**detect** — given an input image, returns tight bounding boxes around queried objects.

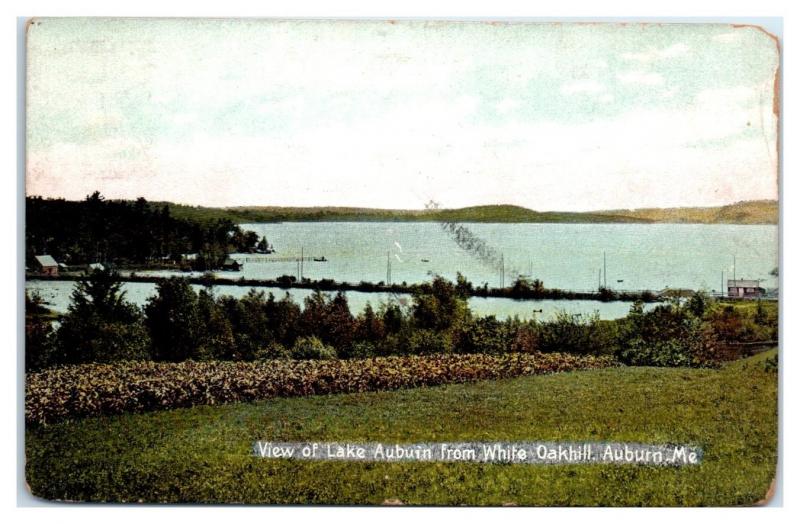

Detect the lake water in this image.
[26,222,777,321]
[25,279,644,321]
[234,222,778,292]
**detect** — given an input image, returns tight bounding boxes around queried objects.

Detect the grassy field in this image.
[25,350,777,506]
[158,200,777,225]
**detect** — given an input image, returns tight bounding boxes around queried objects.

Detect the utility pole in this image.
[386,251,391,285]
[733,255,736,283]
[598,268,602,289]
[603,251,607,288]
[501,253,505,288]
[721,270,724,298]
[300,246,304,281]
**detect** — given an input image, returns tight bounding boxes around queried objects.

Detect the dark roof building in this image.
[33,255,59,276]
[222,257,241,271]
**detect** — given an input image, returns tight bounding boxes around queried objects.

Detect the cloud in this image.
[617,71,665,86]
[621,43,690,63]
[560,79,606,95]
[495,98,521,115]
[25,81,777,211]
[25,20,779,210]
[660,88,678,100]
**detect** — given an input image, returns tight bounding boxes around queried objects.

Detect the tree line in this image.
[25,269,778,372]
[26,192,264,270]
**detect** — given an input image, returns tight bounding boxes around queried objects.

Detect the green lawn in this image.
[25,350,777,506]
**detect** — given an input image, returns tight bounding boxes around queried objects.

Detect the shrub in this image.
[510,323,539,354]
[617,337,693,367]
[687,291,712,318]
[375,333,403,357]
[254,342,291,360]
[346,341,378,359]
[454,316,513,355]
[403,329,454,355]
[538,311,614,356]
[617,302,719,367]
[411,276,468,330]
[708,304,775,344]
[291,336,337,360]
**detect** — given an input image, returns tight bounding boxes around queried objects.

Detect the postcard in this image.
[24,18,779,506]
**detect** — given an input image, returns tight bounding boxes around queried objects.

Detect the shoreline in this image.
[28,273,671,303]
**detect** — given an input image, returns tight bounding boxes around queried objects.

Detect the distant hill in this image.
[155,200,778,225]
[593,200,778,225]
[428,205,645,223]
[160,203,646,224]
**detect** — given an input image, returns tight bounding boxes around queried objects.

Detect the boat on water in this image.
[313,256,328,262]
[421,258,430,262]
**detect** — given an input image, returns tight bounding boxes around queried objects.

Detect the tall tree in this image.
[144,278,202,361]
[56,268,150,364]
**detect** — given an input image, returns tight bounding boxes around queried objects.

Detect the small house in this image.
[727,279,765,298]
[88,262,105,272]
[33,255,59,276]
[222,257,241,271]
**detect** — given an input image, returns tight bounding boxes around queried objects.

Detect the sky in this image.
[26,19,780,211]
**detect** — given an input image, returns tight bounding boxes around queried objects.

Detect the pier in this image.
[238,256,319,263]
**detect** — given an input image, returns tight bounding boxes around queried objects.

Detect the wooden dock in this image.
[238,256,318,263]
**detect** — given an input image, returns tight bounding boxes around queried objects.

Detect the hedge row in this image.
[26,353,616,425]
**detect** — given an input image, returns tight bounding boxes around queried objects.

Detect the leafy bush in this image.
[538,311,615,356]
[687,291,712,318]
[617,337,694,367]
[346,341,378,359]
[708,304,776,344]
[510,323,539,353]
[454,316,513,355]
[617,302,718,367]
[402,328,454,355]
[25,352,617,425]
[411,276,468,330]
[291,336,337,360]
[254,342,291,360]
